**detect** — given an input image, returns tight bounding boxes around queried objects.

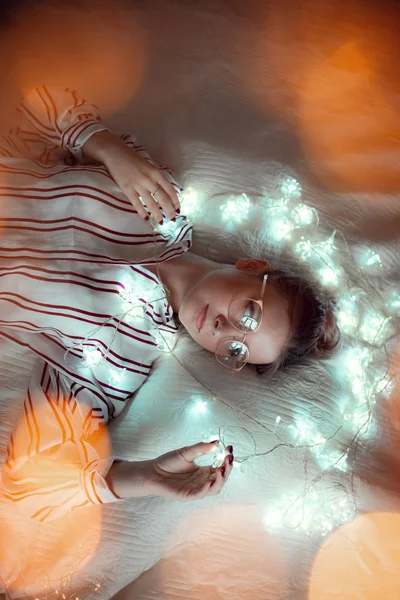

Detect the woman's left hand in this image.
[149,441,234,502]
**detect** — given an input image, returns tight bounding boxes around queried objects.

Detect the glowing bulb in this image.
[337,291,362,335]
[357,248,382,271]
[267,217,294,241]
[359,309,392,345]
[192,399,208,414]
[318,266,340,286]
[292,203,316,226]
[156,218,181,237]
[263,489,356,535]
[374,373,394,396]
[82,346,103,367]
[179,187,200,217]
[220,194,251,223]
[120,276,158,304]
[273,415,282,433]
[342,347,372,377]
[124,305,146,320]
[317,451,348,472]
[386,290,400,316]
[280,176,301,199]
[294,237,313,260]
[312,433,327,446]
[150,329,177,352]
[109,368,125,385]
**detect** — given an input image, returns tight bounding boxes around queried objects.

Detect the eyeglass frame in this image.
[215,272,269,372]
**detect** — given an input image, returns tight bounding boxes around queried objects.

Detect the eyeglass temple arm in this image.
[260,273,268,299]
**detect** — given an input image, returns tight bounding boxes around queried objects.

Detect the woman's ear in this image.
[235,258,271,275]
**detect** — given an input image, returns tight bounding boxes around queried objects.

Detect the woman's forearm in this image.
[106,459,155,499]
[82,130,128,166]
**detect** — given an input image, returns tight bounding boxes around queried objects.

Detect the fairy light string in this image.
[65,177,398,539]
[180,178,399,534]
[7,176,398,600]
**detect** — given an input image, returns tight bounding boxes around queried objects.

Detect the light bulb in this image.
[82,346,103,367]
[280,176,302,199]
[179,187,200,217]
[220,193,251,223]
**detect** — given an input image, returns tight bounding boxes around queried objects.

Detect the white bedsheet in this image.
[1,1,400,599]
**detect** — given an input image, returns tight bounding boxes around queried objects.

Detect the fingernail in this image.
[159,219,164,225]
[209,480,215,487]
[172,217,176,222]
[227,445,233,453]
[221,467,226,477]
[145,216,149,221]
[210,440,219,444]
[176,209,181,214]
[229,455,234,465]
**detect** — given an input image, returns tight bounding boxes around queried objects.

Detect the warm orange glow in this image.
[246,0,400,192]
[4,0,147,119]
[161,504,287,599]
[387,339,400,432]
[310,512,400,599]
[0,395,110,597]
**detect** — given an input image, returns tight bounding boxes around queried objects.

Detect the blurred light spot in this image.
[310,513,400,599]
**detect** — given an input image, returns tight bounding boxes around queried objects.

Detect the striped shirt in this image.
[0,86,192,522]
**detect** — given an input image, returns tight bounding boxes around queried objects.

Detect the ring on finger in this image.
[150,187,162,200]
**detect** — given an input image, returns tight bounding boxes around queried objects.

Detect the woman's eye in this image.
[240,303,258,331]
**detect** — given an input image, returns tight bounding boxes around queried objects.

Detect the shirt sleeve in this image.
[0,360,120,522]
[18,85,108,160]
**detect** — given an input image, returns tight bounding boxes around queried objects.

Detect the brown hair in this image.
[256,269,340,375]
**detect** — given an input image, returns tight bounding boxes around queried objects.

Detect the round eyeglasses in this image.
[215,273,268,372]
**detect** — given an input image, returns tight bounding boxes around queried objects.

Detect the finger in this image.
[124,189,150,221]
[222,453,234,482]
[151,187,176,221]
[138,189,164,223]
[207,466,225,496]
[155,172,180,212]
[180,441,219,463]
[184,478,215,502]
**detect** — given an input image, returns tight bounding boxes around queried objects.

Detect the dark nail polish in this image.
[176,209,181,214]
[210,440,219,444]
[172,217,176,222]
[145,216,149,221]
[221,467,226,477]
[159,219,164,225]
[227,445,233,453]
[229,455,234,465]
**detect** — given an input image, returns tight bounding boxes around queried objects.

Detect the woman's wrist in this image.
[82,130,128,167]
[106,459,156,499]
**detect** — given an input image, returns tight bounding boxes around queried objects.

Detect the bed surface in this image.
[1,1,400,598]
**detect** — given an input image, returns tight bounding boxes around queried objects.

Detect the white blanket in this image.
[1,1,400,599]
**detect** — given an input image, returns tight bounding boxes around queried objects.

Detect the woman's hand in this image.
[106,441,234,502]
[149,441,234,502]
[82,130,180,223]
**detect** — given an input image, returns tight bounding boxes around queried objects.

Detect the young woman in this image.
[0,88,339,522]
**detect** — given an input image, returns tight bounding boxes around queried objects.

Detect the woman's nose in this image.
[213,314,231,336]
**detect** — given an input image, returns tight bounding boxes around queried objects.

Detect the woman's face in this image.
[178,267,292,366]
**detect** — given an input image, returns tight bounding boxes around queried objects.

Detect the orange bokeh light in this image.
[246,0,400,192]
[161,503,287,600]
[310,512,400,599]
[2,0,147,121]
[0,394,110,597]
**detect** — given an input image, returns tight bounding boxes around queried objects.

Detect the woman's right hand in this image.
[149,441,234,502]
[107,441,234,502]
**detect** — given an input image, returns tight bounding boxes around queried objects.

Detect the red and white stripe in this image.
[0,87,192,521]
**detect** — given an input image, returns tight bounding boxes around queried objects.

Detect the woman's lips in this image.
[196,304,209,332]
